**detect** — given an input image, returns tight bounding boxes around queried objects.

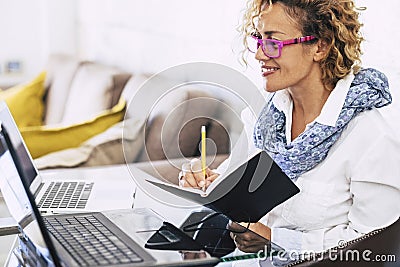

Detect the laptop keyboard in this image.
[44,215,144,266]
[38,182,94,209]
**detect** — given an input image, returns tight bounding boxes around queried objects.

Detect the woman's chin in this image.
[264,82,285,93]
[262,80,270,92]
[264,85,277,93]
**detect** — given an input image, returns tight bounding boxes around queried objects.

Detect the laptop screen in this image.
[0,123,62,267]
[0,131,32,224]
[0,123,221,267]
[0,102,38,188]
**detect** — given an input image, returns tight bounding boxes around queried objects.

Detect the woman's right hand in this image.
[179,158,219,190]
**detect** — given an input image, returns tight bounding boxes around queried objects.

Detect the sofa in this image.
[12,54,244,182]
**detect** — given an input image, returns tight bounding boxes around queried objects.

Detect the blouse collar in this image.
[271,72,355,127]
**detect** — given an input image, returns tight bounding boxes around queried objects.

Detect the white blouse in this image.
[218,72,400,256]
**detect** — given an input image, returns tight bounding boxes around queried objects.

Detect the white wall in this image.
[0,0,77,87]
[0,0,399,112]
[356,0,400,131]
[44,0,78,57]
[0,0,47,86]
[73,0,399,117]
[75,0,250,76]
[0,0,257,86]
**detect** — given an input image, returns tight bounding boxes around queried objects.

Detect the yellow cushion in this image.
[0,72,46,127]
[20,98,126,158]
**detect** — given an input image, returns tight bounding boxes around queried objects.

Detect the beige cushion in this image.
[143,116,230,161]
[44,54,81,124]
[136,88,190,161]
[61,61,130,125]
[138,89,219,161]
[34,118,144,169]
[110,73,132,107]
[206,119,230,155]
[139,115,165,161]
[121,74,151,101]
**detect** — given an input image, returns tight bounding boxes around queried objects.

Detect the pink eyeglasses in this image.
[247,33,316,58]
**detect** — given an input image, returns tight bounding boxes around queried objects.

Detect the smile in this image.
[261,66,279,76]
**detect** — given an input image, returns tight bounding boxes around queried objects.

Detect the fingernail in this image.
[199,181,205,187]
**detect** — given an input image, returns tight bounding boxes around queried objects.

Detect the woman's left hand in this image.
[229,221,271,253]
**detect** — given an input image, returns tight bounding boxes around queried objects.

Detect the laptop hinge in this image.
[34,182,44,198]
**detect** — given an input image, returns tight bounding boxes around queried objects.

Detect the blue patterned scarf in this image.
[253,68,392,180]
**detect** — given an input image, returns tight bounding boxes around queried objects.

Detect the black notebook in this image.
[146,151,300,222]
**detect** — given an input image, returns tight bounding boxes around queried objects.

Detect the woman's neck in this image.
[288,79,333,140]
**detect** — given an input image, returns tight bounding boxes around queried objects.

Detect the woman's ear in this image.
[313,40,329,62]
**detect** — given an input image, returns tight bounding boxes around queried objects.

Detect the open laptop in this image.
[0,101,135,214]
[0,122,220,267]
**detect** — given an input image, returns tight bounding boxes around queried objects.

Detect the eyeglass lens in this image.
[247,36,280,57]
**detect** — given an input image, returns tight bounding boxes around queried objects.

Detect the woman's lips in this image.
[261,66,279,77]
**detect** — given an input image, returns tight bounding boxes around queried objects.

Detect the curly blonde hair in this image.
[240,0,365,87]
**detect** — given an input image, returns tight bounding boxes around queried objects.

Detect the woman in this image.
[181,0,399,264]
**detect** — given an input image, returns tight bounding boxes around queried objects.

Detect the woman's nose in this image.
[255,46,270,61]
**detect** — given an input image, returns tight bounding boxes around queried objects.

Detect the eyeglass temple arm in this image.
[282,36,315,45]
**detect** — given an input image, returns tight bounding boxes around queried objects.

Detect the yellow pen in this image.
[201,125,206,178]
